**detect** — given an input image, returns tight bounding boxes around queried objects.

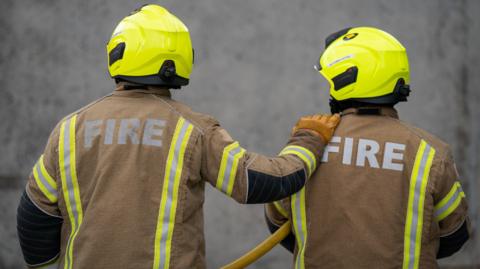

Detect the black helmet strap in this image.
[392,78,411,102]
[159,60,176,82]
[113,59,189,89]
[329,78,411,113]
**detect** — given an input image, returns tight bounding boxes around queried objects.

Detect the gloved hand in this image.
[292,114,341,142]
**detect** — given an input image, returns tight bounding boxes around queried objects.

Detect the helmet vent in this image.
[109,42,126,66]
[325,27,352,48]
[332,66,358,91]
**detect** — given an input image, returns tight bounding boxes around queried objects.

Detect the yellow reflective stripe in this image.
[70,116,83,225]
[282,149,313,176]
[434,182,466,222]
[403,142,425,269]
[59,119,74,268]
[39,155,57,189]
[216,142,238,190]
[226,148,245,196]
[282,145,316,168]
[153,118,194,269]
[273,201,288,218]
[59,118,74,269]
[279,145,316,177]
[291,187,307,269]
[402,140,435,269]
[414,145,434,269]
[32,155,58,203]
[164,123,193,268]
[68,115,83,269]
[59,115,83,269]
[215,142,245,196]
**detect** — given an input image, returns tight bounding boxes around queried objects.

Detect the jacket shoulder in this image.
[396,119,451,158]
[165,99,219,134]
[62,94,112,120]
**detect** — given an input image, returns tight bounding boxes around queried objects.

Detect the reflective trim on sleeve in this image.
[32,155,58,203]
[402,140,435,269]
[153,117,194,269]
[279,145,316,177]
[434,182,466,222]
[273,201,288,218]
[215,141,246,196]
[59,115,83,269]
[291,187,307,269]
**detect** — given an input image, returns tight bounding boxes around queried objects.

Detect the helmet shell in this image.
[317,27,409,102]
[107,5,193,87]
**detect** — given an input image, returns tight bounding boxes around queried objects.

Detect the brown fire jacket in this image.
[266,107,470,269]
[22,86,326,269]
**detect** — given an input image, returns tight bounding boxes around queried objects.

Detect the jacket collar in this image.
[112,83,172,98]
[341,107,399,119]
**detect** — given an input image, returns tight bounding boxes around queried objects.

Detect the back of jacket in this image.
[267,107,469,269]
[30,88,206,269]
[23,86,325,269]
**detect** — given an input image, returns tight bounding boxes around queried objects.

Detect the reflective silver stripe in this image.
[63,117,76,269]
[59,115,83,269]
[434,184,464,220]
[294,194,304,269]
[292,188,307,269]
[34,161,58,200]
[403,141,435,269]
[288,147,315,170]
[219,146,243,193]
[159,121,189,268]
[153,118,194,269]
[215,142,245,197]
[408,145,430,269]
[64,118,80,225]
[279,145,316,176]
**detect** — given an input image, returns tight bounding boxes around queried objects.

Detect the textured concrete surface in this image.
[1,0,479,268]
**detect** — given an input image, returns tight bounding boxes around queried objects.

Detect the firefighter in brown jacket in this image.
[266,27,471,269]
[16,5,341,269]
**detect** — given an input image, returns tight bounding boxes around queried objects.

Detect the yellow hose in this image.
[221,220,292,269]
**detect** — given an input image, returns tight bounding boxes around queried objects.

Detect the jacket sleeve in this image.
[265,198,294,252]
[433,147,470,259]
[200,120,324,204]
[18,124,63,267]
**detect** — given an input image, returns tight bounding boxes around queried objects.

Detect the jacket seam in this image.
[244,154,258,203]
[392,117,450,205]
[247,154,305,177]
[150,95,206,135]
[392,118,447,159]
[25,186,62,218]
[67,94,112,118]
[25,253,60,267]
[439,215,467,237]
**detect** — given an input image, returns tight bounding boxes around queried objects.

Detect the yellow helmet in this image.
[315,27,411,109]
[106,4,193,88]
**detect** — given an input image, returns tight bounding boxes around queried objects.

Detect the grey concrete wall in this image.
[0,0,479,268]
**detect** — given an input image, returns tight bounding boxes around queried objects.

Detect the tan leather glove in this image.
[292,114,341,142]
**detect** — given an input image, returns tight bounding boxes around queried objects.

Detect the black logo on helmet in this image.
[343,33,358,41]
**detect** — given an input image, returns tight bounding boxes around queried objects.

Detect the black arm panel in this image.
[246,169,306,204]
[17,190,62,266]
[437,220,469,259]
